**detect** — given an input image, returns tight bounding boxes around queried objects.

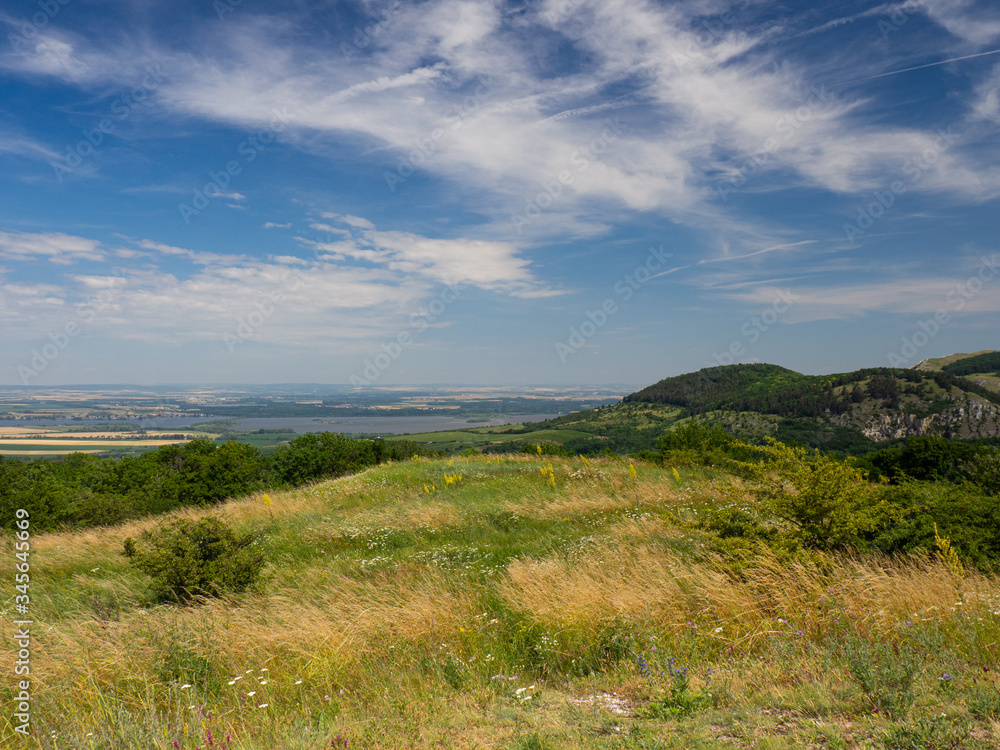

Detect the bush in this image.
[962,448,1000,496]
[123,517,266,603]
[522,441,573,457]
[733,439,897,551]
[872,481,1000,570]
[863,436,986,484]
[657,422,742,465]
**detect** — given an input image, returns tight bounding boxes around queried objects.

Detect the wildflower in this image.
[180,684,192,689]
[258,703,269,708]
[629,463,637,480]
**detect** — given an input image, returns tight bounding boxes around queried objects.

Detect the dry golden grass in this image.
[498,542,997,637]
[24,565,477,705]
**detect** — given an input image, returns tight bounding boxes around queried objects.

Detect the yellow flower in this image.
[628,463,637,480]
[672,467,681,482]
[536,444,542,455]
[262,494,272,507]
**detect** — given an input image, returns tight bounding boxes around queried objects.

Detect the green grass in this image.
[389,427,592,452]
[3,454,1000,749]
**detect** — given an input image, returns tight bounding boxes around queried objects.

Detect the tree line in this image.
[0,433,427,533]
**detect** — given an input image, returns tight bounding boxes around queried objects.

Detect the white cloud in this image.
[0,230,106,264]
[720,272,1000,322]
[914,0,1000,46]
[263,222,292,229]
[299,215,554,296]
[0,131,60,161]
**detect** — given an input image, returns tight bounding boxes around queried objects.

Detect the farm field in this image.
[0,426,204,456]
[4,453,1000,749]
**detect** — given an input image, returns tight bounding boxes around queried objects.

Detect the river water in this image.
[0,414,564,435]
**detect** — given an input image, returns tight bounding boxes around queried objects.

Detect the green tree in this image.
[268,432,377,485]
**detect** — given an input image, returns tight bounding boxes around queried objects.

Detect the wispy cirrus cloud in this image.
[6,0,998,244]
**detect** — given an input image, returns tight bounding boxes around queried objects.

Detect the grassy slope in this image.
[914,351,998,371]
[915,351,1000,397]
[4,455,1000,749]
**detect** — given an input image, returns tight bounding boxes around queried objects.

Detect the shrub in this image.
[962,448,1000,496]
[657,421,742,466]
[734,439,897,551]
[872,480,1000,570]
[123,517,266,603]
[521,441,573,457]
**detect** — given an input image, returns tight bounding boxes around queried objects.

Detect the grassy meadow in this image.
[4,453,1000,749]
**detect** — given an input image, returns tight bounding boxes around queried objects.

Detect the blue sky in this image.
[1,0,998,386]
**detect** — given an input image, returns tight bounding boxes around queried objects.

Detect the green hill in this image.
[397,362,1000,456]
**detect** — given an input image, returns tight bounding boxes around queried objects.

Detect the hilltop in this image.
[5,450,1000,748]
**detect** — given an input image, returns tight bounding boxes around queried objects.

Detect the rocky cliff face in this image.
[834,400,1000,442]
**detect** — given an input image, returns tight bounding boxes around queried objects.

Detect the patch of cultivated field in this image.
[2,454,999,749]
